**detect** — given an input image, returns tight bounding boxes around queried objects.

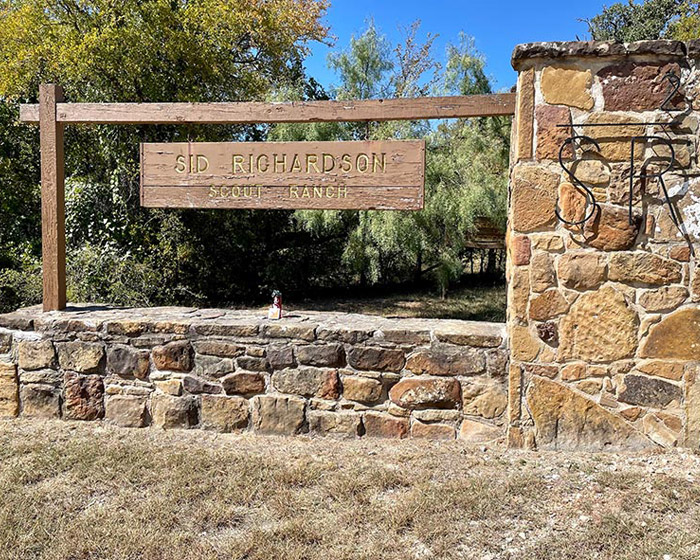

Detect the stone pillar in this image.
[507,40,700,450]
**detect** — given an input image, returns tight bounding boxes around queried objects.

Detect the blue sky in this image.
[304,0,612,93]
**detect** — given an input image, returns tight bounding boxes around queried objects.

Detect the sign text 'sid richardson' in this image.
[140,140,425,210]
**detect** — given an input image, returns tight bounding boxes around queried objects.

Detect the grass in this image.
[287,281,507,322]
[1,420,700,559]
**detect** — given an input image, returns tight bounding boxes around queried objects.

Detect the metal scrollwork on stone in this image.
[556,70,684,232]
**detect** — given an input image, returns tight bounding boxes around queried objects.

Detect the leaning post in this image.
[39,83,67,311]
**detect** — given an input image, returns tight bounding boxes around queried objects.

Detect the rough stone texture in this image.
[540,67,593,110]
[685,367,700,447]
[411,421,456,440]
[598,61,683,111]
[200,395,249,432]
[557,252,607,291]
[608,252,682,286]
[0,305,505,441]
[296,344,345,367]
[107,344,150,379]
[406,344,485,376]
[458,419,502,443]
[57,342,104,374]
[511,164,559,232]
[618,374,682,408]
[251,395,306,435]
[105,395,148,427]
[389,378,461,410]
[194,355,235,378]
[530,252,555,292]
[267,345,296,369]
[559,286,638,363]
[151,394,198,429]
[347,346,405,372]
[222,372,266,397]
[182,375,223,395]
[637,361,685,381]
[0,362,19,417]
[461,378,507,419]
[272,368,340,399]
[20,384,61,418]
[193,340,245,358]
[18,340,56,371]
[512,40,685,69]
[516,68,535,160]
[510,325,540,362]
[153,341,193,372]
[584,113,646,161]
[308,410,362,437]
[557,182,588,226]
[638,286,688,312]
[363,412,409,438]
[63,372,105,421]
[536,105,573,160]
[0,332,11,354]
[584,205,641,251]
[527,377,652,451]
[342,376,383,403]
[640,308,700,360]
[512,235,531,266]
[529,289,569,321]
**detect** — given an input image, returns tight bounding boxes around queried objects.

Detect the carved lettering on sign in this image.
[140,141,425,210]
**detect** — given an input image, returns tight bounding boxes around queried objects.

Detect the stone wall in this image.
[0,306,506,441]
[508,40,700,450]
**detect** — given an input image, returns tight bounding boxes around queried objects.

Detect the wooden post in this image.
[39,84,66,311]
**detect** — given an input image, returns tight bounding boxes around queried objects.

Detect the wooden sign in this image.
[140,140,424,210]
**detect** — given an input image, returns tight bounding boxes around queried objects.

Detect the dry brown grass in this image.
[1,419,700,560]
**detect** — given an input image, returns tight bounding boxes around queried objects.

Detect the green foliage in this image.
[585,0,685,41]
[272,23,509,295]
[0,0,331,310]
[672,2,700,38]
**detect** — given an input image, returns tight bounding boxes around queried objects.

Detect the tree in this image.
[271,25,509,297]
[584,0,685,41]
[0,0,330,310]
[671,2,700,38]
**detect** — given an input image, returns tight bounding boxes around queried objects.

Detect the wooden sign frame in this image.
[20,86,515,311]
[140,140,426,210]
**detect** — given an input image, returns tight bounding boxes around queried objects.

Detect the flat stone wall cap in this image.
[687,39,700,57]
[512,40,687,70]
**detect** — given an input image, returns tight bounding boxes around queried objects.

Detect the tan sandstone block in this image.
[530,252,556,293]
[526,376,651,451]
[640,308,700,360]
[458,419,502,444]
[511,325,540,362]
[529,289,570,321]
[461,378,507,419]
[609,252,682,286]
[516,68,535,161]
[363,412,409,438]
[541,67,594,110]
[584,113,646,161]
[0,362,19,418]
[557,252,607,291]
[411,421,456,440]
[638,286,688,312]
[511,165,560,232]
[105,395,148,428]
[559,286,639,363]
[200,395,249,432]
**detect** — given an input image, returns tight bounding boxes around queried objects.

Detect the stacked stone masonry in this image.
[0,306,507,442]
[509,40,700,450]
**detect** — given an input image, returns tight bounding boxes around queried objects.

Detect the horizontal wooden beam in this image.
[19,94,515,125]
